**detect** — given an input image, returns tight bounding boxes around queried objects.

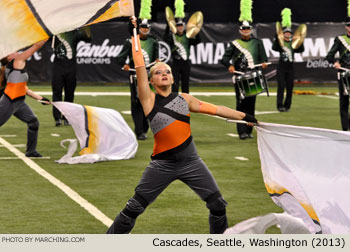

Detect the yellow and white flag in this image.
[0,0,134,58]
[53,102,138,164]
[256,122,350,234]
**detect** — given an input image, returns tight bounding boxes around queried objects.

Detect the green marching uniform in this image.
[326,34,350,131]
[221,37,267,137]
[51,28,91,125]
[163,25,201,93]
[116,34,159,138]
[272,36,304,111]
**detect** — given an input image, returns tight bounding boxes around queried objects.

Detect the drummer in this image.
[221,0,268,140]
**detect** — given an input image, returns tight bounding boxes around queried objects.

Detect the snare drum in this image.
[339,71,350,95]
[235,70,268,99]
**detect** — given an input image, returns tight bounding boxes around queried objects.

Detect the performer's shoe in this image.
[26,151,43,158]
[278,107,286,112]
[137,133,147,140]
[63,119,70,126]
[247,134,254,139]
[239,133,249,140]
[55,119,62,126]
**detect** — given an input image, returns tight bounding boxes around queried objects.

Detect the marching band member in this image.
[221,0,267,140]
[107,17,258,234]
[163,0,201,94]
[272,8,305,112]
[326,5,350,131]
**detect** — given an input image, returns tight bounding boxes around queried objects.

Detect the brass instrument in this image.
[292,24,307,49]
[186,11,203,38]
[276,21,284,48]
[165,7,176,34]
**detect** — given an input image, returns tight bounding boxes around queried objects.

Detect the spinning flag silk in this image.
[0,0,134,58]
[256,122,350,234]
[53,102,138,164]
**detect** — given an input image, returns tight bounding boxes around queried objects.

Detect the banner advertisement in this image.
[26,22,345,84]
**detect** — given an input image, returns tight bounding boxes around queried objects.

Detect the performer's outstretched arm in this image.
[181,93,257,125]
[130,17,155,116]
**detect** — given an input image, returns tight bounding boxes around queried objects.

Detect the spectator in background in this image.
[51,27,91,126]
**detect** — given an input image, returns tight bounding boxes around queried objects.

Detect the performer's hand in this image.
[128,16,139,35]
[40,97,51,105]
[261,62,268,69]
[228,65,235,73]
[123,64,130,71]
[130,16,137,28]
[243,113,258,126]
[333,61,341,69]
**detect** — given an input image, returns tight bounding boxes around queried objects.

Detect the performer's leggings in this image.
[234,84,256,135]
[0,96,39,155]
[171,59,191,93]
[129,74,149,135]
[51,59,77,121]
[107,141,228,234]
[337,79,350,131]
[276,63,294,110]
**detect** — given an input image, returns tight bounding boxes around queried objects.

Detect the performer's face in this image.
[176,25,184,35]
[150,63,173,87]
[284,32,292,41]
[239,27,252,37]
[139,27,150,37]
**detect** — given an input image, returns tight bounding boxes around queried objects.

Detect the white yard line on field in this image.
[0,136,113,227]
[0,143,25,148]
[36,91,277,97]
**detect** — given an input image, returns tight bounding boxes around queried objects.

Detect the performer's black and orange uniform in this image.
[107,93,228,234]
[0,61,41,157]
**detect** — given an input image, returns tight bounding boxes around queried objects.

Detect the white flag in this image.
[256,122,350,234]
[53,102,138,164]
[0,0,134,58]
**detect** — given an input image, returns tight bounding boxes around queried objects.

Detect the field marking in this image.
[0,156,51,160]
[317,95,338,100]
[0,135,17,137]
[50,133,61,137]
[0,136,113,227]
[235,156,249,161]
[0,144,25,148]
[36,91,277,97]
[227,133,239,138]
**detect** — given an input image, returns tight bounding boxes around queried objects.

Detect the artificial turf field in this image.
[0,84,340,234]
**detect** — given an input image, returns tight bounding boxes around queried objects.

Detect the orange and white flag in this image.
[0,0,134,58]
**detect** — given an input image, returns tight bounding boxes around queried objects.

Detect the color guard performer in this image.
[107,17,258,234]
[0,40,50,157]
